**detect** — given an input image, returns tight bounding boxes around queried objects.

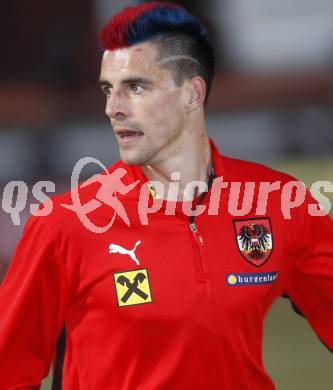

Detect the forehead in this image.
[100,41,167,80]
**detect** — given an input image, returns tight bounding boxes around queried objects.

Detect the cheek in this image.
[141,91,183,129]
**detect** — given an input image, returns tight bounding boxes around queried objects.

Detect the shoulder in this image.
[219,154,296,184]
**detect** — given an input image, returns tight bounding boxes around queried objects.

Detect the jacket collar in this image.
[125,137,225,186]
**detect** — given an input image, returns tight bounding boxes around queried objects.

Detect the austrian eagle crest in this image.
[233,218,273,267]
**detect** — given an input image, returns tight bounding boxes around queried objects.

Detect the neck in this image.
[141,126,211,201]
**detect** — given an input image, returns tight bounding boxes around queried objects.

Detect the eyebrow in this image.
[99,77,154,87]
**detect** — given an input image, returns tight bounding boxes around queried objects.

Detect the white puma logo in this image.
[109,240,142,265]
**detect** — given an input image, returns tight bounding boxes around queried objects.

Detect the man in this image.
[0,2,332,389]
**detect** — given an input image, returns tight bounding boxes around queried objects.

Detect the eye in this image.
[101,85,112,97]
[130,83,144,93]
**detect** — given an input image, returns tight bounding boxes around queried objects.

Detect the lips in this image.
[114,128,144,144]
[116,129,142,137]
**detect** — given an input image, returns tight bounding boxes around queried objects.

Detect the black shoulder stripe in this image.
[52,325,66,390]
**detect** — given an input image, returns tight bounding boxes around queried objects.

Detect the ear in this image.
[183,76,206,112]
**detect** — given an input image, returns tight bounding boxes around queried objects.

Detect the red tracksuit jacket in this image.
[0,141,332,389]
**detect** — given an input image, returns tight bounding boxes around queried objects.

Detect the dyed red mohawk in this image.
[99,2,185,51]
[99,2,215,105]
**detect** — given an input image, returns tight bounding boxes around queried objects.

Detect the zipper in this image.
[188,165,216,274]
[190,222,203,244]
[189,221,204,273]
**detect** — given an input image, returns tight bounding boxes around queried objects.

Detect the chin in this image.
[119,151,147,166]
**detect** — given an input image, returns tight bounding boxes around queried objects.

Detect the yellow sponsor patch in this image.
[148,183,162,199]
[113,268,153,307]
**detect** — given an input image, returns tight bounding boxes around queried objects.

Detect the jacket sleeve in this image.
[284,192,333,350]
[0,216,68,389]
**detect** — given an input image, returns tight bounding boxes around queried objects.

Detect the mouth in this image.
[114,128,144,144]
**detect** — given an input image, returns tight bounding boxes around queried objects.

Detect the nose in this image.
[105,90,129,120]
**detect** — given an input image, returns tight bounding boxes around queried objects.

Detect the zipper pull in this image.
[190,222,197,233]
[190,222,203,244]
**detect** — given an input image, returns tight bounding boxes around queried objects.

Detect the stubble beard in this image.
[118,125,183,167]
[119,141,157,166]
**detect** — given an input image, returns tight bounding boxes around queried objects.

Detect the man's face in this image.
[99,42,186,166]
